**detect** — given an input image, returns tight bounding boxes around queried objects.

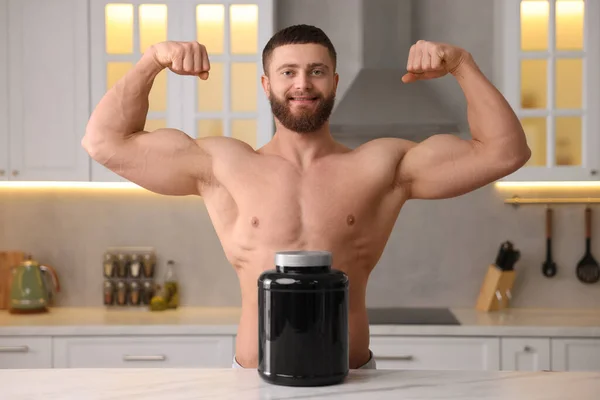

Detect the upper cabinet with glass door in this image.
[89,0,274,183]
[499,0,600,181]
[180,1,274,154]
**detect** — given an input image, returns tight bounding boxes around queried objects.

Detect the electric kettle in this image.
[9,256,60,314]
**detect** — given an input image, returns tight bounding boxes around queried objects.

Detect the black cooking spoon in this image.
[542,207,557,277]
[576,207,600,284]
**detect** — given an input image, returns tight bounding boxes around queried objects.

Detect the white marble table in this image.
[1,368,599,399]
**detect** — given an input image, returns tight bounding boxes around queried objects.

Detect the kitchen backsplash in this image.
[1,185,600,309]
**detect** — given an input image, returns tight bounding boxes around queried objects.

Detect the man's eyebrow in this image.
[308,63,329,70]
[276,63,330,71]
[276,63,299,71]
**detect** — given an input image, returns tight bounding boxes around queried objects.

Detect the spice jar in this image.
[103,280,115,306]
[116,254,129,278]
[142,253,156,278]
[141,281,155,305]
[129,254,142,279]
[103,253,116,278]
[129,281,141,305]
[116,281,128,306]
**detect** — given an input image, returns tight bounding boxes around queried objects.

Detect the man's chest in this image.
[205,158,403,250]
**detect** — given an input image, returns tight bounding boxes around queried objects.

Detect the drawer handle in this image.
[374,355,414,361]
[123,355,166,362]
[0,346,30,353]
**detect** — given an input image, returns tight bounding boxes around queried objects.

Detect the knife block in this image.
[475,264,516,312]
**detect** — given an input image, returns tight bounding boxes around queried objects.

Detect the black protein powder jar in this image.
[258,250,349,387]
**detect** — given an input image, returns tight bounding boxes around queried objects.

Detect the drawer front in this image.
[501,338,550,371]
[53,335,235,368]
[370,336,500,371]
[0,336,52,369]
[552,338,600,371]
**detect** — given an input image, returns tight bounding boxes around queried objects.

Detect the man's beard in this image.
[269,90,335,134]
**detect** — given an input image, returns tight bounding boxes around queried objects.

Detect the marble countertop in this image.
[1,368,599,399]
[0,307,599,337]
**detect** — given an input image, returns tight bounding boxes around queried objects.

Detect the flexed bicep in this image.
[88,127,214,196]
[395,134,505,200]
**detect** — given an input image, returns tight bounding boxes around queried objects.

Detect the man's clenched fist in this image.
[149,41,211,80]
[402,40,469,83]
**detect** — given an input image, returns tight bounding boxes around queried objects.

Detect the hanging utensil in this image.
[576,207,600,284]
[542,207,557,277]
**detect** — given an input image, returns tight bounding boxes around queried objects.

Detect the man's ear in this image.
[261,74,270,97]
[333,72,339,93]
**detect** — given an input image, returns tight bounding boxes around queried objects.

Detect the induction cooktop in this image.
[366,307,461,325]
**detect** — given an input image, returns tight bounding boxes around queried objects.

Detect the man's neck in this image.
[267,123,339,169]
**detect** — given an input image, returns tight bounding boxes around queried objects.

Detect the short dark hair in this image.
[262,24,337,74]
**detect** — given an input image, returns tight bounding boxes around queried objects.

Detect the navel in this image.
[251,216,260,228]
[346,214,355,226]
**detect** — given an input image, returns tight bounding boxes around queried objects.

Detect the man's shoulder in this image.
[350,137,417,162]
[195,136,259,157]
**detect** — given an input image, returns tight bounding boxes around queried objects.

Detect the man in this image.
[82,25,530,369]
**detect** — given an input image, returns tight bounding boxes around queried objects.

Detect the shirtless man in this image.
[82,25,531,369]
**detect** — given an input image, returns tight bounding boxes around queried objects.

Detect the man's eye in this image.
[312,70,323,75]
[282,70,293,76]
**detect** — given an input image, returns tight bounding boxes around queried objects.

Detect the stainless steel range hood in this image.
[329,0,460,146]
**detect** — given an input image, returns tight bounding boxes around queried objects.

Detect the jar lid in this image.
[275,251,332,267]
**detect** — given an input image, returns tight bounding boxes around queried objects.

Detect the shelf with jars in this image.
[102,247,158,307]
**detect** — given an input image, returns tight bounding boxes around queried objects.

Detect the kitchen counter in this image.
[1,368,599,399]
[0,307,599,337]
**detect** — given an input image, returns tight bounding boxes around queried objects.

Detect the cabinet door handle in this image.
[0,169,5,176]
[123,355,166,362]
[0,346,30,353]
[374,355,414,361]
[11,170,19,177]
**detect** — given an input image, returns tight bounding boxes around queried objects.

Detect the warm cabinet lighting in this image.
[230,5,258,54]
[105,4,133,54]
[521,0,549,51]
[556,0,584,50]
[0,182,143,190]
[230,4,258,23]
[197,5,225,54]
[496,181,600,189]
[139,4,167,54]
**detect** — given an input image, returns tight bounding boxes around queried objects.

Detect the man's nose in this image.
[294,73,312,91]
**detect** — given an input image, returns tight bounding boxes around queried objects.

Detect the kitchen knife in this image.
[495,241,514,270]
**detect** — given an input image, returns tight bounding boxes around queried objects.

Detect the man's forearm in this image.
[452,54,530,159]
[85,51,163,145]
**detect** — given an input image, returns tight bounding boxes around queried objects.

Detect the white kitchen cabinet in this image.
[369,336,500,371]
[500,338,551,371]
[497,0,600,182]
[5,0,90,181]
[89,0,274,182]
[551,338,600,371]
[0,336,53,369]
[52,335,235,368]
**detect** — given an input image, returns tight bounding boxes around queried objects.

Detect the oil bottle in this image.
[163,259,179,309]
